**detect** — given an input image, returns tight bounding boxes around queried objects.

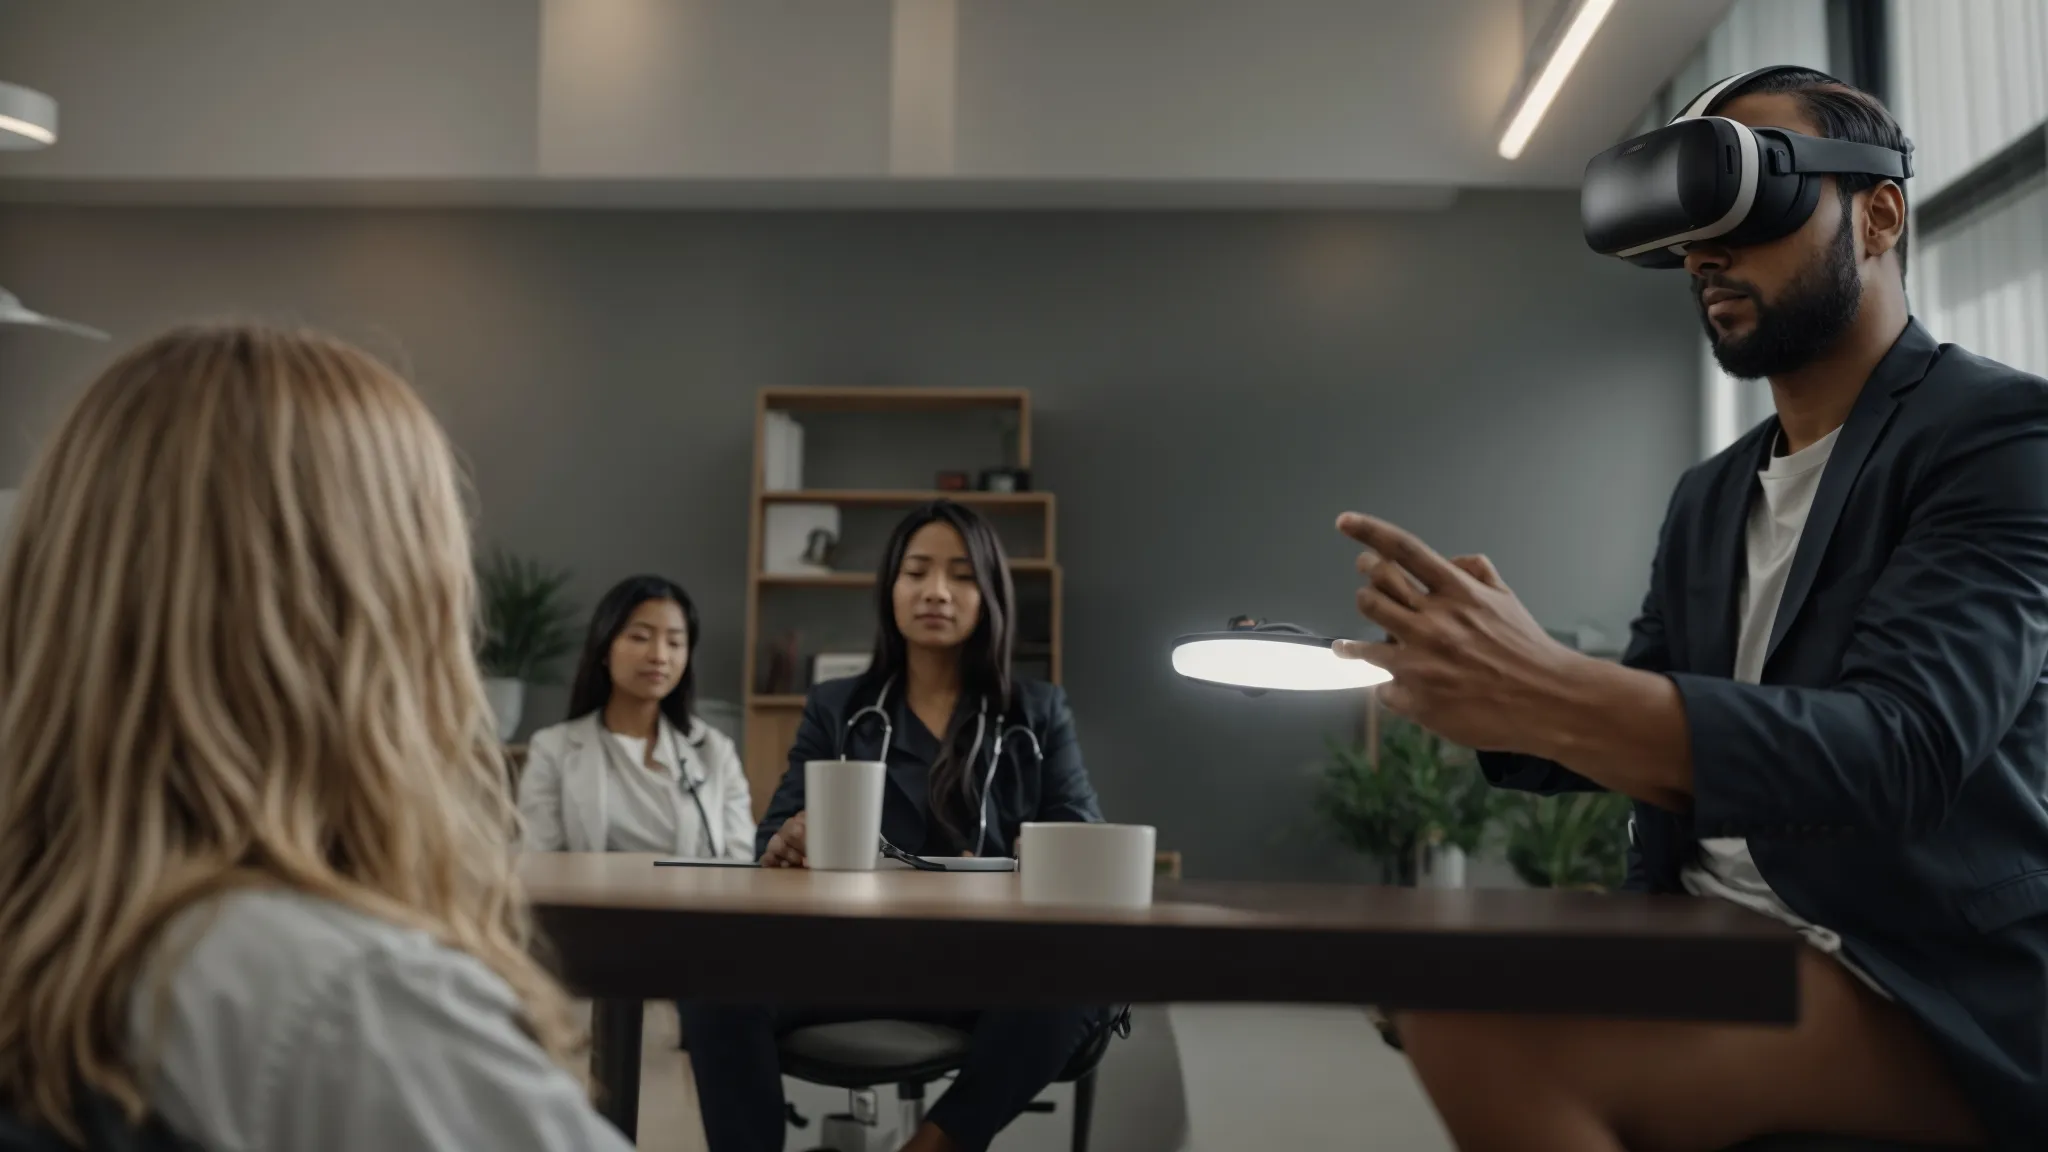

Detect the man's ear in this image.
[1862,179,1907,264]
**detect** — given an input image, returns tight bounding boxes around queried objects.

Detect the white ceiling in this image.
[934,0,1736,189]
[1481,0,1738,185]
[0,0,1734,206]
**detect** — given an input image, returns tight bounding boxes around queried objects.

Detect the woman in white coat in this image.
[520,575,754,860]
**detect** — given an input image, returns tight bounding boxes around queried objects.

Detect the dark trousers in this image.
[677,1002,1103,1152]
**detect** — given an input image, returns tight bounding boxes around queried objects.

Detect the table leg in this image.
[591,998,644,1142]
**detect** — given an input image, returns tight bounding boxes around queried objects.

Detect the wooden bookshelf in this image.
[757,559,1055,588]
[755,572,880,589]
[762,385,1031,414]
[740,388,1060,819]
[762,489,1052,509]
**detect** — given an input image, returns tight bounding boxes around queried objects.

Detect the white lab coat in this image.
[518,712,756,861]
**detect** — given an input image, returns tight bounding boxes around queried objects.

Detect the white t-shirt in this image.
[602,724,691,854]
[131,888,632,1152]
[1679,427,1888,995]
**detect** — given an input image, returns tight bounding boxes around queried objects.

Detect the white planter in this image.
[1415,844,1467,889]
[482,677,525,742]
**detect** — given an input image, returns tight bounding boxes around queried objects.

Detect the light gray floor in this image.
[1169,1005,1454,1152]
[613,1002,1452,1152]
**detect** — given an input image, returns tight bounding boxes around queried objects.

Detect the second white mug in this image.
[1019,822,1158,908]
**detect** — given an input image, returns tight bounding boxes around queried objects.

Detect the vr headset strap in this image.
[1781,132,1914,179]
[1671,64,1848,123]
[1673,64,1911,182]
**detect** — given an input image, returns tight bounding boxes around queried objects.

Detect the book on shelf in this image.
[763,411,804,492]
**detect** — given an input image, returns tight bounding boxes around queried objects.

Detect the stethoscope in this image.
[837,675,1044,859]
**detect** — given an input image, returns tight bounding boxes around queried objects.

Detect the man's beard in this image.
[1698,209,1862,380]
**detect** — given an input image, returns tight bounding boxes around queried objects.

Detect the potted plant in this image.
[1314,717,1503,887]
[1501,790,1632,891]
[476,550,579,741]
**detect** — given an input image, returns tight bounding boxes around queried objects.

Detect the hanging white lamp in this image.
[1171,618,1390,695]
[0,83,107,340]
[0,287,108,341]
[0,80,57,149]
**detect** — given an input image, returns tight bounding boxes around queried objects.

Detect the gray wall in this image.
[0,195,1697,880]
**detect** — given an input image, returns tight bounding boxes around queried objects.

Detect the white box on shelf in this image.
[811,652,872,685]
[763,411,805,492]
[763,503,839,575]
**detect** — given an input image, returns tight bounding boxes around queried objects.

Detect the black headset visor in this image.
[1582,67,1912,269]
[1584,118,1747,266]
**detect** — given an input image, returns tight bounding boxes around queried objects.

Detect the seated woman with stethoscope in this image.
[517,575,753,861]
[681,501,1105,1152]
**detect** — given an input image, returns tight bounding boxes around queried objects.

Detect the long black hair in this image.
[566,574,703,738]
[867,501,1016,846]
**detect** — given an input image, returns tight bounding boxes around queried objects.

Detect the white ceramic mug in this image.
[804,760,887,871]
[1018,823,1157,908]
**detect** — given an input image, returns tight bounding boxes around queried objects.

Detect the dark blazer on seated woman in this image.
[757,671,1100,861]
[684,500,1107,1152]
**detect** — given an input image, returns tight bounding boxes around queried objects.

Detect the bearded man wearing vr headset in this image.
[1334,67,2047,1150]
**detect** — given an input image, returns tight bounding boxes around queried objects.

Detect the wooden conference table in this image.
[520,853,1801,1141]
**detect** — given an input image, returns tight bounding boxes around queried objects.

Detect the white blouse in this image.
[129,888,631,1152]
[601,727,691,853]
[519,712,756,861]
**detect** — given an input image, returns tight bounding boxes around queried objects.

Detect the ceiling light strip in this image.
[1498,0,1619,160]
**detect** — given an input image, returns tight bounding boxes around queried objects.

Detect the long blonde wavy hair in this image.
[0,324,579,1137]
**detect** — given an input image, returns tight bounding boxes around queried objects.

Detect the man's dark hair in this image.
[1707,67,1912,277]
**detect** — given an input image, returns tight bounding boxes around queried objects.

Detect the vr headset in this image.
[1583,65,1912,268]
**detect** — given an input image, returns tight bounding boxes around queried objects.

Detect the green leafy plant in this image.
[1502,790,1633,891]
[476,550,579,683]
[1313,719,1505,885]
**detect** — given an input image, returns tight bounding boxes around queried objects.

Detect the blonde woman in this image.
[0,325,631,1151]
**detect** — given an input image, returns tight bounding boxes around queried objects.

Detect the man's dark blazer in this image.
[1482,319,2048,1146]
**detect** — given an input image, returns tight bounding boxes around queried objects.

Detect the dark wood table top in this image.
[521,853,1801,1023]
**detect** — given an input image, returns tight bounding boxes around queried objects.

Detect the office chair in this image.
[775,1011,1124,1152]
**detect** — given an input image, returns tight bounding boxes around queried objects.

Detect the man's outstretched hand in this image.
[1333,512,1582,753]
[1333,512,1695,808]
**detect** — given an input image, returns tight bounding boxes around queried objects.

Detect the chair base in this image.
[779,1013,1118,1152]
[814,1111,897,1152]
